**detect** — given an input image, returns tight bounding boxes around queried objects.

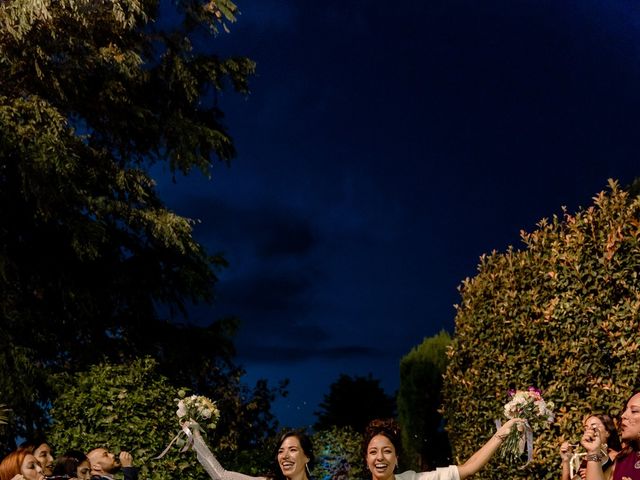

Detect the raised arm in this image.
[581,426,606,480]
[191,429,268,480]
[559,441,574,480]
[456,418,523,480]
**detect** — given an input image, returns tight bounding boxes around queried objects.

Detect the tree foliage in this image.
[48,356,287,480]
[442,179,640,479]
[48,357,215,480]
[312,426,365,480]
[314,374,395,433]
[397,330,452,471]
[0,0,260,442]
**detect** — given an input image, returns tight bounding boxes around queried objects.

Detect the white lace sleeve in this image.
[189,428,268,480]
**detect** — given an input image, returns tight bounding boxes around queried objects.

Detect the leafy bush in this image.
[443,180,640,479]
[48,357,215,480]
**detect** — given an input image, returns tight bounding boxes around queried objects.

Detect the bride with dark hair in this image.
[191,428,315,480]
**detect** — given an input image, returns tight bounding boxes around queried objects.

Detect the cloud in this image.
[238,344,381,363]
[256,215,315,258]
[164,190,318,257]
[218,270,315,315]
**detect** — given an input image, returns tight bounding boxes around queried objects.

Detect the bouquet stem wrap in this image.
[154,422,195,459]
[495,419,533,464]
[496,387,554,465]
[154,393,220,461]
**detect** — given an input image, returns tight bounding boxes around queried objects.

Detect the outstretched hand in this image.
[496,417,525,438]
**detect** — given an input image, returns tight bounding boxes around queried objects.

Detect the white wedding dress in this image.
[186,425,267,480]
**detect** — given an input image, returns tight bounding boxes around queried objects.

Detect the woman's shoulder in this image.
[396,466,460,480]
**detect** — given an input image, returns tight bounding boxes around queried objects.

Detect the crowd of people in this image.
[554,391,640,480]
[1,390,639,480]
[0,441,137,480]
[189,390,640,480]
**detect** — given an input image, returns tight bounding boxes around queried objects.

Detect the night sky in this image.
[153,0,640,428]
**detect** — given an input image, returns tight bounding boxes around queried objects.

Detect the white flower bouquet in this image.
[499,387,554,463]
[155,390,221,459]
[176,390,220,433]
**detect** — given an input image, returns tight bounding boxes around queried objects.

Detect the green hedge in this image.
[48,358,211,480]
[443,180,640,479]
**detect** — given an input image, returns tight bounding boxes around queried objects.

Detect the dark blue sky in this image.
[154,0,640,428]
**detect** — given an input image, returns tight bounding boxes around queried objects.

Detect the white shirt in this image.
[395,467,461,480]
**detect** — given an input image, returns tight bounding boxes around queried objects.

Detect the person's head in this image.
[87,448,119,476]
[362,419,401,480]
[273,431,314,480]
[0,448,45,480]
[21,439,54,476]
[620,392,640,446]
[53,450,91,480]
[582,414,622,452]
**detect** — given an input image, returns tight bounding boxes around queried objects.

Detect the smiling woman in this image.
[363,418,523,480]
[191,429,315,480]
[20,440,53,478]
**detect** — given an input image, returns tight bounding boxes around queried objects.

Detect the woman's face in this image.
[366,434,397,480]
[33,444,54,476]
[620,393,640,442]
[277,435,309,480]
[583,416,609,443]
[77,459,92,480]
[21,454,45,480]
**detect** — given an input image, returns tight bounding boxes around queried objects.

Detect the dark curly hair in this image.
[362,418,402,461]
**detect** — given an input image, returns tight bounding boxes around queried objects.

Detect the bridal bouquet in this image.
[155,391,221,459]
[176,391,220,433]
[499,387,554,463]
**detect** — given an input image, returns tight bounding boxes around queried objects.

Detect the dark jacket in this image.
[91,467,138,480]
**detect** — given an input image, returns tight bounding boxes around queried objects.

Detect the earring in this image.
[306,463,311,476]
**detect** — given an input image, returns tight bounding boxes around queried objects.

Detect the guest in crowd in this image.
[0,448,45,480]
[560,413,621,480]
[191,429,314,480]
[362,417,523,480]
[582,391,640,480]
[87,448,137,480]
[21,439,54,477]
[52,450,92,480]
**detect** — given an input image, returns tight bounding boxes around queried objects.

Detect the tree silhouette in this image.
[314,373,395,433]
[398,331,452,470]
